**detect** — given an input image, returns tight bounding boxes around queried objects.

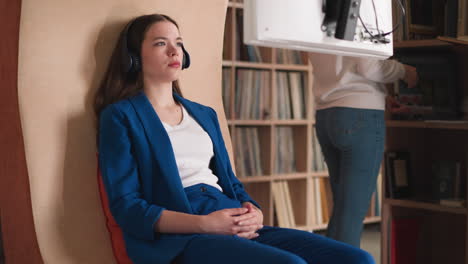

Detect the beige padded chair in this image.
[0,0,231,263]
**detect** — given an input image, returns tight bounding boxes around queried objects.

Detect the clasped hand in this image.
[201,202,263,239]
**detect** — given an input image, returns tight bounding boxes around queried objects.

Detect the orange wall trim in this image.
[0,0,44,262]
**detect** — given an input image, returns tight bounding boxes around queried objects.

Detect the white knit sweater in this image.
[308,53,406,110]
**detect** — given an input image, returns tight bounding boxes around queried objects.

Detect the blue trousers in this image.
[175,184,374,264]
[315,107,385,247]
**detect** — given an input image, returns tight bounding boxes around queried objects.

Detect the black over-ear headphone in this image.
[121,18,191,74]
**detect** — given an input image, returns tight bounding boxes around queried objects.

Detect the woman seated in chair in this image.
[95,13,375,264]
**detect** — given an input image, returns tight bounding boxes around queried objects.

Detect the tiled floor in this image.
[361,224,381,264]
[314,223,381,264]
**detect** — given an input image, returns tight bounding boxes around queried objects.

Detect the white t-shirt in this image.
[161,106,223,191]
[309,53,406,110]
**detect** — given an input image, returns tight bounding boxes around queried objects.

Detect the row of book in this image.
[273,178,330,228]
[238,37,305,64]
[275,127,297,174]
[275,126,297,174]
[234,127,263,177]
[312,175,381,225]
[276,49,305,65]
[385,151,466,207]
[272,175,381,227]
[236,9,269,63]
[391,0,408,42]
[222,68,232,118]
[390,215,465,263]
[223,68,271,120]
[222,68,307,120]
[276,71,307,120]
[235,10,263,63]
[313,177,333,225]
[310,129,327,172]
[389,217,421,264]
[272,181,296,228]
[232,127,330,176]
[392,0,465,41]
[238,41,305,64]
[234,69,271,120]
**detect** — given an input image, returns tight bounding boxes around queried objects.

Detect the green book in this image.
[432,160,461,200]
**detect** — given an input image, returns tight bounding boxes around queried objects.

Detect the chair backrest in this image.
[0,0,230,263]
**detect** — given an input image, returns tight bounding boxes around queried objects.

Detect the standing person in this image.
[308,53,418,247]
[95,14,376,264]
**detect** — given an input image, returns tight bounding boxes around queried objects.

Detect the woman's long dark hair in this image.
[94,14,183,119]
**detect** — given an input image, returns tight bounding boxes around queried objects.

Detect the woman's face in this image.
[140,21,184,84]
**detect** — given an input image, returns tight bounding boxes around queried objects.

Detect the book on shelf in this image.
[458,0,468,39]
[424,120,468,124]
[275,127,296,174]
[234,69,271,120]
[234,127,263,177]
[313,177,323,225]
[235,9,264,63]
[392,0,408,42]
[319,178,328,223]
[444,0,459,37]
[308,179,317,229]
[393,51,460,120]
[235,9,245,62]
[276,72,291,120]
[223,7,232,61]
[276,49,304,65]
[385,151,412,199]
[319,177,333,224]
[375,171,382,216]
[222,68,231,118]
[311,128,327,172]
[272,181,296,228]
[390,217,421,264]
[281,181,296,227]
[245,45,263,63]
[288,72,306,120]
[391,79,433,121]
[431,160,463,201]
[272,181,287,227]
[311,177,333,226]
[276,71,306,120]
[439,198,466,208]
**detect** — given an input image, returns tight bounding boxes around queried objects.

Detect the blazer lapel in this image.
[128,92,192,213]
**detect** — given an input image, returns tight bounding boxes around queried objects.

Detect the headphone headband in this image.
[121,19,139,73]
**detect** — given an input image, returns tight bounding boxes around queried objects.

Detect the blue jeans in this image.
[315,107,385,247]
[175,184,374,264]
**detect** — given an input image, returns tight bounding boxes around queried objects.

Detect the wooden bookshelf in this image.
[222,1,381,232]
[393,39,452,49]
[382,38,468,264]
[227,120,311,125]
[385,199,467,215]
[386,120,468,130]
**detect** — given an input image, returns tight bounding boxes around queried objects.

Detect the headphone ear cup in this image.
[123,52,141,73]
[130,52,141,73]
[121,52,132,73]
[181,46,191,70]
[121,19,141,74]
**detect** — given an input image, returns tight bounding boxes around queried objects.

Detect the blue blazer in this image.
[98,92,258,264]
